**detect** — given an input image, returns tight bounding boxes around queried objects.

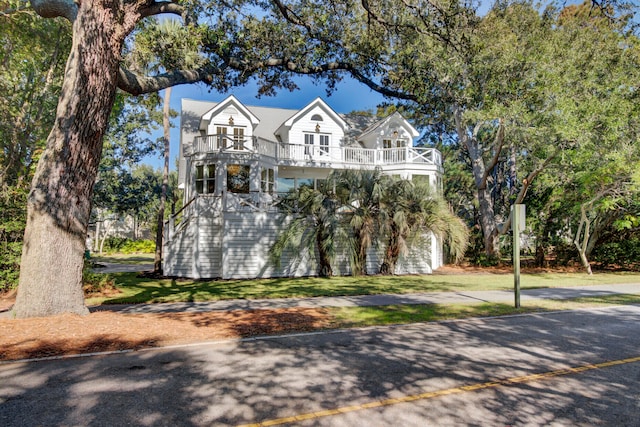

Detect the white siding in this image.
[396,233,434,275]
[164,200,440,278]
[221,212,316,279]
[288,105,345,163]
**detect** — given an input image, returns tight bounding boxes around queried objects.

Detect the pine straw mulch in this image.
[0,302,332,362]
[0,263,629,363]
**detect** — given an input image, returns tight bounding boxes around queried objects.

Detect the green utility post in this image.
[512,204,525,308]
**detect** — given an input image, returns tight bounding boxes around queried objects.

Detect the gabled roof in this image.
[275,97,348,137]
[183,97,419,144]
[358,111,420,140]
[199,95,261,131]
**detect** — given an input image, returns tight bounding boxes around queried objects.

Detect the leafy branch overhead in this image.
[5,0,640,319]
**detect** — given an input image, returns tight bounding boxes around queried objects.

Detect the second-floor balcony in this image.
[187,134,442,169]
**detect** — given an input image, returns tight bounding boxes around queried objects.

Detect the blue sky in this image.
[141,0,585,171]
[142,76,387,170]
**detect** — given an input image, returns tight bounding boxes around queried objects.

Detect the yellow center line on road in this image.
[237,355,640,427]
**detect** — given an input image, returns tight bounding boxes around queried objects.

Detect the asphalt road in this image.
[1,306,639,426]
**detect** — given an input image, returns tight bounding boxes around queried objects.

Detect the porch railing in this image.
[189,134,442,167]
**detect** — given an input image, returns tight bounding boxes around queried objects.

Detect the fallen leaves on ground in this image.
[0,308,332,362]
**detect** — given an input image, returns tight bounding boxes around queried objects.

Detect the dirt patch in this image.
[0,308,332,362]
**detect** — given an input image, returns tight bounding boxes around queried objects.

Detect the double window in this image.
[195,164,216,194]
[216,126,245,150]
[304,133,330,156]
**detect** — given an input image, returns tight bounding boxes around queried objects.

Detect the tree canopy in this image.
[2,0,639,317]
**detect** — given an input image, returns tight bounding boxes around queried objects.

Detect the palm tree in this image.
[271,184,343,277]
[379,179,469,274]
[334,169,388,275]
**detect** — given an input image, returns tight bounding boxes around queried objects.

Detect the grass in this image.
[91,253,154,265]
[328,294,640,328]
[85,269,640,306]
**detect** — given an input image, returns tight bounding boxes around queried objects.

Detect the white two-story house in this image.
[163,95,444,279]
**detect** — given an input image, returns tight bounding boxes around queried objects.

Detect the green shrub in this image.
[0,241,22,292]
[101,237,155,254]
[0,187,27,293]
[592,238,640,269]
[553,242,579,266]
[470,253,500,267]
[120,239,155,254]
[82,261,116,295]
[102,236,129,253]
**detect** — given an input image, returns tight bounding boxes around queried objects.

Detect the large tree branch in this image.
[1,1,32,16]
[139,1,187,21]
[268,0,420,102]
[226,55,419,101]
[348,67,418,102]
[498,143,563,236]
[31,0,77,21]
[271,0,306,27]
[117,65,218,95]
[481,118,505,186]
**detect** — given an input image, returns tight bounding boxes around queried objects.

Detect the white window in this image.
[216,126,227,148]
[195,164,216,194]
[304,133,314,156]
[233,127,245,150]
[319,134,329,155]
[261,168,274,193]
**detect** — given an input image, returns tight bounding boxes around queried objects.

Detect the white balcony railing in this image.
[188,134,442,168]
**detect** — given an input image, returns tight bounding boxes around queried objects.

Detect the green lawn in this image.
[91,253,154,265]
[329,294,640,328]
[86,269,640,306]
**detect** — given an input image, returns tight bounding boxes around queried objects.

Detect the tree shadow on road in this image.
[1,307,639,426]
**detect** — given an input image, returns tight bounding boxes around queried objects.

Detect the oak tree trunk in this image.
[477,187,499,257]
[456,109,501,258]
[13,3,122,318]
